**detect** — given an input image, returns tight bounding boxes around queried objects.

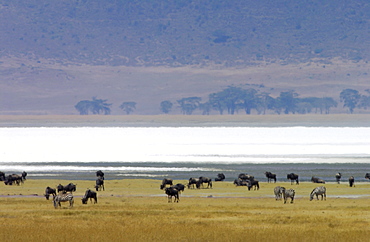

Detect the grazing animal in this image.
[265,171,277,183]
[311,176,325,184]
[0,171,5,181]
[274,186,285,200]
[22,171,27,180]
[96,170,105,180]
[95,178,105,191]
[171,183,185,193]
[287,173,299,185]
[335,173,342,184]
[53,193,74,208]
[283,188,295,204]
[196,177,212,189]
[44,186,57,200]
[238,173,254,181]
[4,174,23,185]
[310,186,326,201]
[160,178,173,190]
[215,173,225,181]
[234,178,248,186]
[348,176,355,187]
[365,173,370,180]
[187,178,199,189]
[247,179,259,191]
[57,183,77,193]
[165,187,179,203]
[82,189,98,204]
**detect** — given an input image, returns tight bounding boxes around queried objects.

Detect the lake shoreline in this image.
[1,114,370,127]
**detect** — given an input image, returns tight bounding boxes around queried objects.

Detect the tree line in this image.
[74,88,370,115]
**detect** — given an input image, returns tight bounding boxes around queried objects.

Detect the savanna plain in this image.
[0,179,369,241]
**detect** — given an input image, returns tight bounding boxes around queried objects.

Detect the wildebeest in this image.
[365,173,370,180]
[57,183,77,193]
[234,178,248,186]
[335,173,342,184]
[0,171,5,181]
[187,178,199,189]
[96,170,105,179]
[274,186,285,200]
[95,178,105,191]
[171,183,185,193]
[160,178,173,189]
[196,177,212,189]
[22,171,27,180]
[265,171,276,183]
[348,176,355,187]
[238,173,254,181]
[287,173,299,185]
[82,189,98,204]
[310,186,326,201]
[247,179,259,191]
[53,193,74,208]
[44,186,57,200]
[311,176,325,184]
[165,187,179,203]
[283,188,295,204]
[4,174,23,185]
[215,173,225,181]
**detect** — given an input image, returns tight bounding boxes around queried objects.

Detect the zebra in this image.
[283,188,295,204]
[274,186,285,200]
[53,193,74,208]
[310,186,326,201]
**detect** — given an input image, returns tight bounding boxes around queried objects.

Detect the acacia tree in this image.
[120,102,136,114]
[75,97,112,115]
[160,100,173,114]
[177,97,201,115]
[340,89,360,114]
[278,91,298,114]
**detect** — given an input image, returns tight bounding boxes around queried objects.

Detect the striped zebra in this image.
[274,186,285,200]
[53,193,74,208]
[283,188,295,204]
[310,186,326,201]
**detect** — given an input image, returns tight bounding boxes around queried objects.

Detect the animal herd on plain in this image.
[161,172,370,203]
[1,170,369,206]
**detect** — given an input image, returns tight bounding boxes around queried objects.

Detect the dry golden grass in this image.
[0,179,369,241]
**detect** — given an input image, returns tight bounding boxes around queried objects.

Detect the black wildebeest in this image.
[365,173,370,180]
[171,183,185,193]
[310,186,326,201]
[349,176,355,187]
[96,170,105,180]
[238,173,254,181]
[311,176,325,184]
[22,171,27,180]
[187,178,198,189]
[196,177,212,189]
[265,171,276,183]
[53,193,74,208]
[44,186,57,200]
[247,179,259,191]
[4,174,23,185]
[95,178,105,191]
[283,188,295,204]
[57,183,77,193]
[160,178,173,189]
[215,173,225,181]
[165,187,179,203]
[287,173,299,185]
[82,189,98,204]
[335,172,342,184]
[234,178,248,186]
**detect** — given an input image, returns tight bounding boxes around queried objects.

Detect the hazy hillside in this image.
[1,0,370,115]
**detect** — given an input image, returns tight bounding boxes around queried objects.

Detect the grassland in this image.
[0,179,369,241]
[1,114,370,127]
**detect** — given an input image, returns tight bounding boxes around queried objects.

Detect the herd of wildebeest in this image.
[1,170,369,207]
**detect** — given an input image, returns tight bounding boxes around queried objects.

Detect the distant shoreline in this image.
[0,114,369,127]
